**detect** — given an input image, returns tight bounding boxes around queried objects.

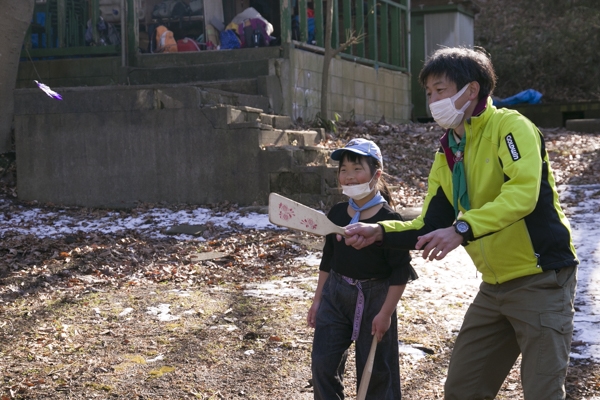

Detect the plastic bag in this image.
[220,29,240,49]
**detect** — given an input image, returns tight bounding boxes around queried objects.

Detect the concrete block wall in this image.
[286,48,411,124]
[16,57,124,89]
[15,107,268,207]
[13,85,336,208]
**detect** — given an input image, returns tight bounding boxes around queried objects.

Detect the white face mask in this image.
[429,83,472,129]
[341,174,377,200]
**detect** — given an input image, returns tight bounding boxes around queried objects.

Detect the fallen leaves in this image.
[1,121,599,399]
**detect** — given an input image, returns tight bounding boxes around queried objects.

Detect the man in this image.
[343,47,578,399]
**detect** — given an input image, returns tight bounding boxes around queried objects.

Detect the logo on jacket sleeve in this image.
[505,133,521,161]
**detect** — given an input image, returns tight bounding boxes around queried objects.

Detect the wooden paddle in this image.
[268,193,346,236]
[357,335,378,400]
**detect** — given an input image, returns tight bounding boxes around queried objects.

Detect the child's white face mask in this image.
[341,174,377,200]
[429,83,471,129]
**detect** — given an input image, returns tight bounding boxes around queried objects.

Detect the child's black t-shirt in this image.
[319,202,417,285]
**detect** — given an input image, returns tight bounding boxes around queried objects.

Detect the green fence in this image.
[22,0,119,59]
[286,0,409,71]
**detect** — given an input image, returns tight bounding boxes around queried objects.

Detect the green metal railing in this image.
[22,0,119,59]
[282,0,409,71]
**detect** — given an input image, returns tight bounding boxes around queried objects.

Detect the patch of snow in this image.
[146,304,180,322]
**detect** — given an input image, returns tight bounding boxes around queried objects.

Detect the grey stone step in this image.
[127,59,272,85]
[13,85,270,115]
[565,119,600,133]
[260,114,292,129]
[137,47,282,68]
[201,78,261,95]
[262,145,330,166]
[258,130,319,147]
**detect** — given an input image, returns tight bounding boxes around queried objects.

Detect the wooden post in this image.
[342,0,351,54]
[280,0,292,45]
[127,0,139,66]
[380,3,388,64]
[390,6,400,67]
[332,0,339,49]
[91,0,99,44]
[355,0,364,57]
[368,0,377,62]
[57,0,66,47]
[314,0,323,46]
[299,0,308,43]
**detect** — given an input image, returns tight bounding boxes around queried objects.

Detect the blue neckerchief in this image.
[348,192,387,224]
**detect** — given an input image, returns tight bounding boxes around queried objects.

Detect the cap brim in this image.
[330,148,370,161]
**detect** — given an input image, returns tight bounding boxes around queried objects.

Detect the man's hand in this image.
[339,223,383,249]
[415,227,463,261]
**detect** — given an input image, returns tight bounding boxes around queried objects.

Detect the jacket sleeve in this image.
[462,114,543,238]
[379,152,455,249]
[380,211,417,285]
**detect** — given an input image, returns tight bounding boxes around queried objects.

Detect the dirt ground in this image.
[1,123,600,399]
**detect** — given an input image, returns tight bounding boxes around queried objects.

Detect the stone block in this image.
[355,81,365,98]
[330,76,343,94]
[273,116,292,129]
[342,78,354,97]
[269,171,322,195]
[259,130,288,146]
[228,121,263,129]
[342,61,355,80]
[385,87,394,103]
[565,119,600,133]
[261,114,275,126]
[330,94,344,114]
[365,84,376,100]
[355,98,365,115]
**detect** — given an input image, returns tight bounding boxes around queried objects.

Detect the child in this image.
[307,138,417,399]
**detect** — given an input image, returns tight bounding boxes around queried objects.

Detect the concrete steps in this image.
[14,83,271,115]
[17,47,281,112]
[14,44,343,208]
[217,105,342,207]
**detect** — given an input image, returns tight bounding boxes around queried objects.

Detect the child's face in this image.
[339,156,373,186]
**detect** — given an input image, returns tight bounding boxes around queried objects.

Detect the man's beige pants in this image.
[444,265,577,400]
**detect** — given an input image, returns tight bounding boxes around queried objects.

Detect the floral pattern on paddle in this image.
[278,203,295,221]
[300,218,317,230]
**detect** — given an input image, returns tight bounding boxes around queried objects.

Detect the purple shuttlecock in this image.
[34,80,63,100]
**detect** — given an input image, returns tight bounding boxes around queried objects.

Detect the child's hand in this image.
[371,312,391,341]
[307,300,320,328]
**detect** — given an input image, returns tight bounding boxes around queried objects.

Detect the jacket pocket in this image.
[475,220,539,282]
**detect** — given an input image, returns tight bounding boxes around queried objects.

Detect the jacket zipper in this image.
[466,121,497,283]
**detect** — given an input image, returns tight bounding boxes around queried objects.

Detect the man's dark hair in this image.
[418,47,497,101]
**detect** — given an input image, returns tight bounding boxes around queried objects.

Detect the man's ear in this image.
[468,81,481,100]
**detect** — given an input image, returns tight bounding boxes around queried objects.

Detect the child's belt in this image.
[340,274,377,341]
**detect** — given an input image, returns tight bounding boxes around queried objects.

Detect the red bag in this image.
[177,37,201,52]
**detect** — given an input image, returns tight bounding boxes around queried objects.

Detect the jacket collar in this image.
[439,96,492,171]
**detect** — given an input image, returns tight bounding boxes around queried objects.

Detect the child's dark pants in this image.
[312,270,402,399]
